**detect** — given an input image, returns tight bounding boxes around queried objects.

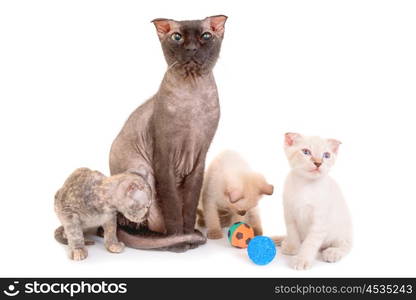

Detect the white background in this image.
[1,0,415,277]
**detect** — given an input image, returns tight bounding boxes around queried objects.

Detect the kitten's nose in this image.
[314,162,322,168]
[237,210,246,216]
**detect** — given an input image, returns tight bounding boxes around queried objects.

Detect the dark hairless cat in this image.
[109,15,227,252]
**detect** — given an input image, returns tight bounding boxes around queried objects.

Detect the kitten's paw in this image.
[281,240,299,256]
[106,242,125,253]
[207,229,223,240]
[322,247,344,263]
[292,256,312,270]
[253,227,263,236]
[70,248,88,261]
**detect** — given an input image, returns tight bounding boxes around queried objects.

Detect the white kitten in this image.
[279,132,352,270]
[198,150,274,240]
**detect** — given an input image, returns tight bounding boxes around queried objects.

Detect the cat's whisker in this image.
[167,61,178,71]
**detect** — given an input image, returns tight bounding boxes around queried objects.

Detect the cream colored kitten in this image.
[279,133,352,270]
[198,150,274,239]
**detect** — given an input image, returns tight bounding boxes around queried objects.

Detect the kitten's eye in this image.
[302,149,311,156]
[171,32,183,41]
[323,152,331,159]
[201,32,212,40]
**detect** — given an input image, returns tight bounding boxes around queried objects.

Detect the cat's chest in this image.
[157,76,220,125]
[80,193,115,228]
[285,179,331,218]
[164,90,219,122]
[155,83,220,146]
[79,206,114,228]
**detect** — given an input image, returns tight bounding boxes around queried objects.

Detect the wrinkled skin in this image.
[109,15,227,252]
[54,168,152,260]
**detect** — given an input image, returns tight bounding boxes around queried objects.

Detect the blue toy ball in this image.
[247,236,276,265]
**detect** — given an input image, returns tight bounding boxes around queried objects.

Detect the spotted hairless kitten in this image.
[110,15,227,252]
[54,168,205,260]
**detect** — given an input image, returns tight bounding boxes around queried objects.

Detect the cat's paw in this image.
[281,240,299,256]
[322,247,344,263]
[253,227,263,236]
[207,229,223,240]
[191,231,207,245]
[70,248,88,261]
[292,256,312,271]
[106,242,125,253]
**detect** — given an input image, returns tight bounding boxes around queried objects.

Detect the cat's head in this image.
[114,170,152,223]
[225,173,274,216]
[152,15,227,77]
[284,132,341,179]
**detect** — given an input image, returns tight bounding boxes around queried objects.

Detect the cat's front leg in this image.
[247,208,262,236]
[204,205,224,240]
[63,215,88,261]
[182,163,205,234]
[201,176,224,240]
[103,215,125,253]
[281,218,301,256]
[181,163,208,246]
[292,225,326,270]
[153,150,183,235]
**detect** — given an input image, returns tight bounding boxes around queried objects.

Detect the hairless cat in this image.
[109,15,227,252]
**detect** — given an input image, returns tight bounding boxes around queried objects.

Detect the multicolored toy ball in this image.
[247,236,277,265]
[227,222,254,249]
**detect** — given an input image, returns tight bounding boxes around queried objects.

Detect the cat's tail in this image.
[54,226,68,245]
[271,235,286,246]
[54,226,95,245]
[116,228,207,250]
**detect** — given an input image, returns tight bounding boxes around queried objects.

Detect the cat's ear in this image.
[126,181,140,195]
[126,181,140,197]
[225,188,243,203]
[327,139,342,154]
[261,183,274,196]
[151,18,175,39]
[204,15,228,37]
[284,132,302,147]
[127,165,149,182]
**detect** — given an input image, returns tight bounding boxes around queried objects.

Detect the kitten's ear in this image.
[126,181,140,197]
[127,165,149,182]
[284,132,302,147]
[127,182,139,192]
[151,18,175,39]
[225,188,243,204]
[205,15,228,36]
[328,139,342,154]
[261,183,274,196]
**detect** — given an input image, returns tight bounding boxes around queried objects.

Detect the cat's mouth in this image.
[183,59,203,67]
[179,59,206,77]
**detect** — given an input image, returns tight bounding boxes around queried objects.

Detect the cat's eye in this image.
[302,149,311,156]
[171,32,183,41]
[323,152,331,159]
[201,32,212,40]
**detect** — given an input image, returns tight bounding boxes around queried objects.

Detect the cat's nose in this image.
[185,43,198,52]
[237,210,246,216]
[314,162,322,168]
